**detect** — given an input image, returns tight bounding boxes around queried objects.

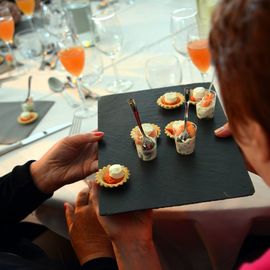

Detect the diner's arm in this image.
[0,161,52,224]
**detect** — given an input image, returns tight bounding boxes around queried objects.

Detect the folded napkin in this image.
[0,101,54,144]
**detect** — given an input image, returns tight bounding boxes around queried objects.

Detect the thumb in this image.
[214,122,231,138]
[64,202,75,231]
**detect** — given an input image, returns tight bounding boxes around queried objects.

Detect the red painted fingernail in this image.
[93,131,104,136]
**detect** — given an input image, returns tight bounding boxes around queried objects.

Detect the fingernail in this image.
[93,131,104,137]
[214,126,224,134]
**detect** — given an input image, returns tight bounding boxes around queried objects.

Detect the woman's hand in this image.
[30,131,104,194]
[65,187,114,265]
[90,182,162,270]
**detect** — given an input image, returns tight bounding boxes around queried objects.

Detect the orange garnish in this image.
[5,54,13,62]
[190,95,196,102]
[170,122,196,137]
[103,171,124,184]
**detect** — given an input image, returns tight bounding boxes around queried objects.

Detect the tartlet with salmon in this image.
[157,92,184,109]
[96,164,130,188]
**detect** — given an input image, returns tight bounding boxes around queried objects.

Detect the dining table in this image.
[1,1,270,270]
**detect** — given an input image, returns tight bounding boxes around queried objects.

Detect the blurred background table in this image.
[1,1,270,270]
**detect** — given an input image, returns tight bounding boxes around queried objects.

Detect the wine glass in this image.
[187,25,211,81]
[0,6,18,67]
[58,32,95,117]
[15,0,35,29]
[92,8,133,93]
[170,8,198,59]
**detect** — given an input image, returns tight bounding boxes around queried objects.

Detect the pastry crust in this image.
[157,92,184,109]
[17,112,38,125]
[96,165,130,188]
[130,123,161,141]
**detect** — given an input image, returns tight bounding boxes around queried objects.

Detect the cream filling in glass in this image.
[109,164,124,179]
[141,123,154,136]
[164,92,177,104]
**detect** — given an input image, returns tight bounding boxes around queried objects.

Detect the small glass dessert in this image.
[96,164,130,188]
[135,135,157,161]
[196,90,216,119]
[189,87,206,105]
[21,97,35,112]
[17,111,38,125]
[130,123,160,141]
[157,91,184,109]
[173,120,197,155]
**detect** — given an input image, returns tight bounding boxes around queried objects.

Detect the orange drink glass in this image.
[16,0,35,17]
[187,26,211,81]
[0,16,14,43]
[59,32,96,118]
[58,47,85,77]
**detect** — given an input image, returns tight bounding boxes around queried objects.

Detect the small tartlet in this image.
[17,112,38,125]
[164,120,196,139]
[96,164,130,188]
[130,123,161,141]
[157,92,184,109]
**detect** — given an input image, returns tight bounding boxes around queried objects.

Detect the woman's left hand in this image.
[30,131,104,194]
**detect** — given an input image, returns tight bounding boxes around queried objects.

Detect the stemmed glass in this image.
[187,25,211,81]
[170,8,198,59]
[58,32,95,117]
[92,8,133,93]
[15,0,35,29]
[0,6,22,68]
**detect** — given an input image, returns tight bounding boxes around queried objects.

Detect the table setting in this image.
[0,1,270,270]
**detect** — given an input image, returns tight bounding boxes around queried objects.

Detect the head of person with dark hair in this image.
[210,0,270,185]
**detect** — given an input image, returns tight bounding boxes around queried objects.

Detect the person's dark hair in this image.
[209,0,270,140]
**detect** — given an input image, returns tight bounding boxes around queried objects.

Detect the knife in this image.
[0,122,71,157]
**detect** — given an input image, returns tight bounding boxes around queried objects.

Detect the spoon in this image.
[67,76,100,100]
[25,75,32,102]
[48,77,79,108]
[128,98,155,151]
[178,88,190,142]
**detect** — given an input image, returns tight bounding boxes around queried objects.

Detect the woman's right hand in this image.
[90,181,153,244]
[90,182,162,270]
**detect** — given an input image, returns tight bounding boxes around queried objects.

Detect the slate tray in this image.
[97,83,254,216]
[0,101,54,144]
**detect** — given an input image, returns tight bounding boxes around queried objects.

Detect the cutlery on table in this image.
[0,122,71,156]
[48,77,79,108]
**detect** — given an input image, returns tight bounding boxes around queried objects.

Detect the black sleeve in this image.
[82,258,118,270]
[0,161,52,224]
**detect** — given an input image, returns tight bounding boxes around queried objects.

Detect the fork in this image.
[69,113,82,135]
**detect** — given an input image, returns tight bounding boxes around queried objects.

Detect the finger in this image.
[214,122,232,138]
[90,181,100,214]
[66,132,104,146]
[76,187,90,207]
[64,203,75,231]
[90,160,98,173]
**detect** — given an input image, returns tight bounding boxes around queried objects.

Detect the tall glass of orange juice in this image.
[58,32,95,118]
[187,25,211,81]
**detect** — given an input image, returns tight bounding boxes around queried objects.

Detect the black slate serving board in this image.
[98,83,254,216]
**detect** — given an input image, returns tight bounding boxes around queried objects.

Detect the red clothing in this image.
[240,250,270,270]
